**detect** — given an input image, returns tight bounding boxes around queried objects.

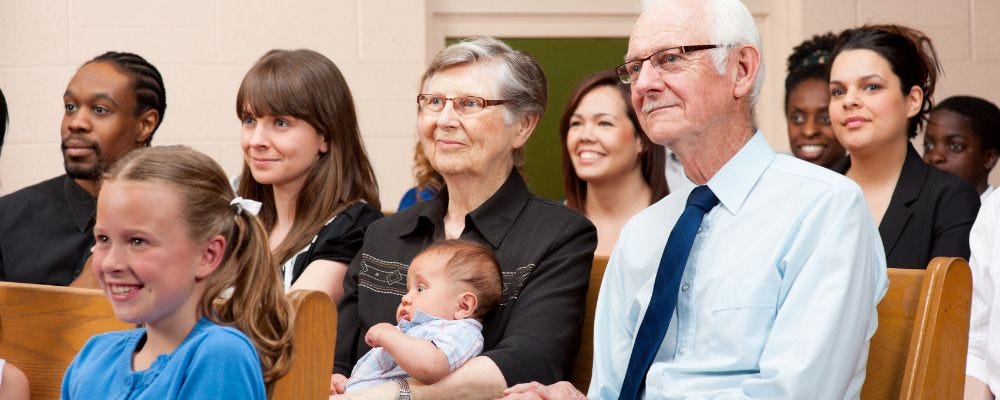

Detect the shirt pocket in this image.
[709,284,780,366]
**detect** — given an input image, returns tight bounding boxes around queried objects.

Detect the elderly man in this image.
[503,0,887,399]
[0,52,165,285]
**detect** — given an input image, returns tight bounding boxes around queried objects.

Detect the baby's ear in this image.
[454,291,479,320]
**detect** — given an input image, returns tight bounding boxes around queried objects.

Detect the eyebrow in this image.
[63,90,121,108]
[829,74,884,86]
[573,112,617,119]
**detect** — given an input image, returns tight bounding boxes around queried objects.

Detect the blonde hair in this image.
[236,49,380,266]
[105,146,293,384]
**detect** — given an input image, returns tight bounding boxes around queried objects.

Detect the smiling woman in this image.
[828,24,979,268]
[784,32,846,170]
[235,49,382,302]
[559,70,667,256]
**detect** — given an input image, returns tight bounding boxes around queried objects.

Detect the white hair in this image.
[641,0,765,109]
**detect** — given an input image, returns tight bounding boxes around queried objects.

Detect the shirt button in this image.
[681,282,690,292]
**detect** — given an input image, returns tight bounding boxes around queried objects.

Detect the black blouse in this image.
[287,202,383,284]
[335,171,597,385]
[838,144,980,268]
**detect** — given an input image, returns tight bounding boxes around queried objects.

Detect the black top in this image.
[839,144,980,268]
[287,202,383,284]
[0,175,94,285]
[335,171,597,385]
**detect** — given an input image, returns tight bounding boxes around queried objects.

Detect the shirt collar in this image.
[63,175,96,234]
[706,131,775,215]
[400,170,531,248]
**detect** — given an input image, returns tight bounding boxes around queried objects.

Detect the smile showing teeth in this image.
[799,144,826,154]
[111,285,139,295]
[579,151,603,160]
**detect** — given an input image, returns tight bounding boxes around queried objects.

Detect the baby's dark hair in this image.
[934,96,1000,153]
[420,239,502,319]
[785,32,838,109]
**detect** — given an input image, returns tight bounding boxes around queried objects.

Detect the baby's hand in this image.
[364,322,397,348]
[330,373,348,395]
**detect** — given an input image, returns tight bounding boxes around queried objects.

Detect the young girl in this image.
[237,49,382,301]
[61,146,293,399]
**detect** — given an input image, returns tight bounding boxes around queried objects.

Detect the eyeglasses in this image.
[416,94,509,115]
[616,44,722,84]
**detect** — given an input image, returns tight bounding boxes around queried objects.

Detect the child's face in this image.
[91,180,221,329]
[923,109,995,190]
[397,251,468,322]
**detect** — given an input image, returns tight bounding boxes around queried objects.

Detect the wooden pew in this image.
[570,255,608,393]
[568,256,973,399]
[862,257,972,400]
[0,282,336,400]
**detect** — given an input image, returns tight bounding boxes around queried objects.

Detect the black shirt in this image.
[335,171,597,386]
[0,175,94,285]
[837,144,980,268]
[287,202,383,284]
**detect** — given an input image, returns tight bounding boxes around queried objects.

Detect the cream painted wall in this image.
[0,0,429,207]
[797,0,1000,185]
[2,0,1000,206]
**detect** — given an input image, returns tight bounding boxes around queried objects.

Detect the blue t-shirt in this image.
[61,317,266,400]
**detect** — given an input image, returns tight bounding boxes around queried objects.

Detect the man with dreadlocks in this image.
[0,51,166,285]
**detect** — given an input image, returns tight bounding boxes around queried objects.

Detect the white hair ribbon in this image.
[230,197,262,216]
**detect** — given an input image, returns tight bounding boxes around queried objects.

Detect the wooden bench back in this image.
[567,256,973,399]
[0,282,336,400]
[570,255,608,392]
[862,257,972,400]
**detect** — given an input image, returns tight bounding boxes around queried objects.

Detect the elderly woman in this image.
[334,37,597,399]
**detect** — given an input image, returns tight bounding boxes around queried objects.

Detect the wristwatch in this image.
[395,378,412,400]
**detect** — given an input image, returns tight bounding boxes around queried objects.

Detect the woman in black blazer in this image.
[828,24,980,269]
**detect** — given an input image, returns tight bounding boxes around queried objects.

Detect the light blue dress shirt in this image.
[589,132,888,400]
[346,310,484,391]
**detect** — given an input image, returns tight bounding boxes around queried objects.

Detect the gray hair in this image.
[641,0,764,109]
[421,36,547,124]
[420,36,547,169]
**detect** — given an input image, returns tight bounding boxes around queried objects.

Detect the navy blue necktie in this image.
[618,185,719,400]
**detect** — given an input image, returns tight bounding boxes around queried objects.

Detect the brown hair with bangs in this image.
[420,239,502,319]
[105,146,293,383]
[236,49,380,267]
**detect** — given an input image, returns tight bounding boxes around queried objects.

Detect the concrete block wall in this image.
[798,0,1000,184]
[0,0,428,207]
[4,0,1000,204]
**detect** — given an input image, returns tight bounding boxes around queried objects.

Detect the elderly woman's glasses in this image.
[417,94,509,115]
[616,44,722,84]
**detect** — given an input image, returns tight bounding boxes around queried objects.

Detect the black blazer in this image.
[840,144,980,268]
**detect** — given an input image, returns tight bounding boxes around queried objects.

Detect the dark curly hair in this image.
[831,24,942,139]
[785,32,838,109]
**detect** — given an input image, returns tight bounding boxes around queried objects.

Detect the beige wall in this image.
[798,0,1000,185]
[3,0,1000,206]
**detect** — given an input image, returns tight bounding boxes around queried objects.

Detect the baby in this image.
[331,239,502,393]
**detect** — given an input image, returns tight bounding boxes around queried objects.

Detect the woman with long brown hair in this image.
[559,70,667,255]
[236,49,382,302]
